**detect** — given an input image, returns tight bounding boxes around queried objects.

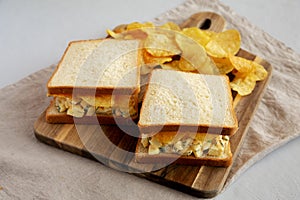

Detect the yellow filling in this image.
[54,95,137,118]
[141,132,230,158]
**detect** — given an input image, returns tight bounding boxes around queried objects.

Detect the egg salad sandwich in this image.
[46,39,141,124]
[135,69,238,167]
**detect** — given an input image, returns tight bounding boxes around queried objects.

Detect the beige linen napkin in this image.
[0,0,299,199]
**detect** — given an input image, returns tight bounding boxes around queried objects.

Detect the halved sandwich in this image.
[46,39,141,124]
[135,69,238,166]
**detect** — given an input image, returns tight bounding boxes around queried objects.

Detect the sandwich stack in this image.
[46,39,141,124]
[135,69,238,167]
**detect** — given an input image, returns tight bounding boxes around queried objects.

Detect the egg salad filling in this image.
[141,132,230,158]
[54,94,137,118]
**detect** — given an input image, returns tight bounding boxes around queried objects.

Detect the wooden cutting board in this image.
[34,12,272,198]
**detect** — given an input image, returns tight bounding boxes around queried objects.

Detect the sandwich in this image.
[135,69,238,166]
[46,39,141,124]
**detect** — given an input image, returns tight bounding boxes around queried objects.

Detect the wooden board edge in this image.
[134,172,219,198]
[33,113,96,160]
[34,127,94,161]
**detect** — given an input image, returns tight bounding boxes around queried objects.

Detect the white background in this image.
[1,0,299,199]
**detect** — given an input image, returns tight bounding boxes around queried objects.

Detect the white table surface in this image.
[1,0,299,199]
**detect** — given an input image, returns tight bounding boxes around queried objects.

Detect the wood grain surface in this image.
[33,12,272,198]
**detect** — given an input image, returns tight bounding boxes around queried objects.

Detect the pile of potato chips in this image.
[107,21,268,96]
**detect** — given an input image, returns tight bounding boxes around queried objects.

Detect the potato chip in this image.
[211,57,234,75]
[112,24,128,33]
[177,57,196,72]
[107,28,148,40]
[205,40,228,58]
[143,49,172,66]
[202,30,216,38]
[230,56,268,78]
[229,56,268,95]
[126,22,154,30]
[160,60,181,71]
[205,29,241,58]
[106,29,123,39]
[230,75,256,96]
[159,22,181,31]
[252,61,268,81]
[229,55,253,75]
[175,32,219,74]
[144,32,181,57]
[181,27,212,47]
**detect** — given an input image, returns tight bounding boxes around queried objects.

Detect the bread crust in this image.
[135,138,232,167]
[138,125,237,136]
[45,99,138,125]
[48,86,140,96]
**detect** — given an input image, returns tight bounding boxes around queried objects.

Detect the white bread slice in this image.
[138,69,238,135]
[47,39,141,96]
